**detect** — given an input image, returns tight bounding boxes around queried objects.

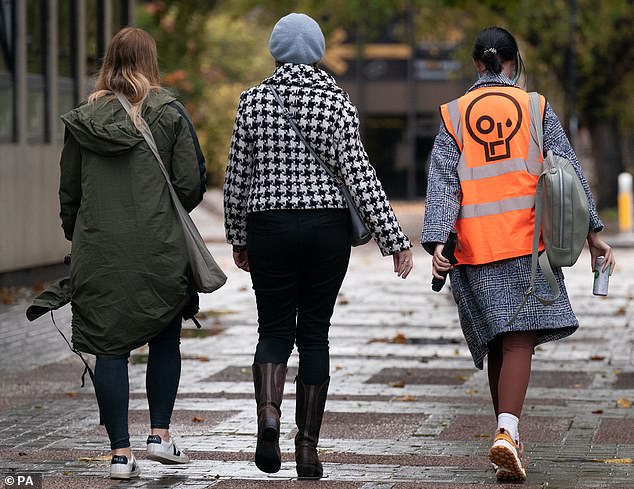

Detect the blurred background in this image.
[1,0,633,283]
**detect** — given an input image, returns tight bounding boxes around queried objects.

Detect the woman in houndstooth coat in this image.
[422,26,615,482]
[223,13,413,479]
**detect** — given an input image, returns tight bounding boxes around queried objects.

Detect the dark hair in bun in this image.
[472,26,525,83]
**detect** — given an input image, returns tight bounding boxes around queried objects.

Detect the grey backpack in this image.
[508,92,589,324]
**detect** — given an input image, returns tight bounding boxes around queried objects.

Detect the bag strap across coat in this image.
[507,93,561,325]
[115,92,226,294]
[266,86,371,246]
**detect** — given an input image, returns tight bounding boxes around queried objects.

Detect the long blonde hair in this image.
[88,27,161,129]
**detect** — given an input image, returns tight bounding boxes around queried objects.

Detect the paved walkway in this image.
[1,199,633,488]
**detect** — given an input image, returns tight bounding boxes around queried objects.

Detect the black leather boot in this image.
[252,363,287,473]
[295,376,330,478]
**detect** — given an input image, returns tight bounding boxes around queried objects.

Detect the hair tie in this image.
[484,47,497,55]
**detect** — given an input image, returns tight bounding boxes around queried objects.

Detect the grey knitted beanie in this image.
[269,13,325,65]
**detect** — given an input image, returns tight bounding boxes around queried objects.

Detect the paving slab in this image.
[1,202,634,488]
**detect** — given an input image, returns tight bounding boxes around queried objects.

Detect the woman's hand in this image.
[587,231,615,274]
[432,243,453,279]
[393,249,413,279]
[233,248,250,272]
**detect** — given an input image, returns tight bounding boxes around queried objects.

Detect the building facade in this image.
[0,0,134,277]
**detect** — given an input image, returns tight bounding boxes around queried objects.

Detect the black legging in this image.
[93,314,182,449]
[248,209,351,386]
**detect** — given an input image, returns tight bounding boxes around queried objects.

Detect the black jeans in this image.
[248,209,351,386]
[93,314,182,450]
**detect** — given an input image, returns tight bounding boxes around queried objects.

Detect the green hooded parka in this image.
[59,89,202,356]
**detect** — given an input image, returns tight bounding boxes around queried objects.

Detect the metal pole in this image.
[405,3,417,199]
[568,0,578,145]
[124,0,135,26]
[97,0,112,66]
[618,172,633,233]
[45,0,58,143]
[15,0,26,144]
[72,0,86,102]
[355,3,366,139]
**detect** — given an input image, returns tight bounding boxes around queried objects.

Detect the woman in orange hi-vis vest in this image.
[422,26,615,482]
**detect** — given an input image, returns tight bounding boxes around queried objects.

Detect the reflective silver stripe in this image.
[446,100,462,145]
[527,94,541,165]
[459,194,535,219]
[458,158,542,181]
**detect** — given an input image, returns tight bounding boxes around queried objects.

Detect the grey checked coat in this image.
[422,74,603,369]
[224,64,411,256]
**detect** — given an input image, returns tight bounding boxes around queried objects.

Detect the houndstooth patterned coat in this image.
[422,74,603,369]
[224,63,411,256]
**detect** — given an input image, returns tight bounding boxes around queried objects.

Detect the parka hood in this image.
[60,89,176,156]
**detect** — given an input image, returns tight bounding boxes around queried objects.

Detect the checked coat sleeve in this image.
[421,123,462,255]
[224,92,254,247]
[337,104,412,256]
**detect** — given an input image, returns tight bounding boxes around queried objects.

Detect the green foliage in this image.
[139,2,273,186]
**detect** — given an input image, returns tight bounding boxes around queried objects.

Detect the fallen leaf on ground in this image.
[78,455,111,462]
[392,333,408,344]
[369,337,389,343]
[591,409,604,414]
[593,458,633,464]
[393,395,417,402]
[390,380,405,388]
[616,397,632,409]
[192,416,205,423]
[590,355,605,361]
[198,309,237,317]
[196,356,210,362]
[65,392,77,398]
[465,388,480,395]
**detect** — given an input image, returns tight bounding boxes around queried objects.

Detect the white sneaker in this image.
[110,454,141,479]
[489,428,526,481]
[146,434,190,464]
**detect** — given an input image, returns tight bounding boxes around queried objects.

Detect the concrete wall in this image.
[0,142,68,273]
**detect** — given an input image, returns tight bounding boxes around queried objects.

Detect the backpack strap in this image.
[507,93,560,325]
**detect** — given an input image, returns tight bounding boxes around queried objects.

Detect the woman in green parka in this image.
[59,27,204,479]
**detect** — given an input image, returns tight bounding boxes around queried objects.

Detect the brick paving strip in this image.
[2,213,634,488]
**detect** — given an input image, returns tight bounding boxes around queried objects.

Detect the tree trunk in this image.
[587,119,624,209]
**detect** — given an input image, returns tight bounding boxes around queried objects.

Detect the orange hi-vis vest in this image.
[439,86,546,265]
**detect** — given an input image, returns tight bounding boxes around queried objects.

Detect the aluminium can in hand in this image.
[593,256,610,296]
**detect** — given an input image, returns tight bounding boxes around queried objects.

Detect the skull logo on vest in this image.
[465,92,522,162]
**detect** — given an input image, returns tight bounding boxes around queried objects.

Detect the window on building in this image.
[0,0,14,142]
[27,0,46,142]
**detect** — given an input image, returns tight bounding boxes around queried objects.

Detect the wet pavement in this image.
[1,197,633,488]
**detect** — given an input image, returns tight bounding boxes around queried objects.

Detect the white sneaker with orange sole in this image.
[489,428,526,481]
